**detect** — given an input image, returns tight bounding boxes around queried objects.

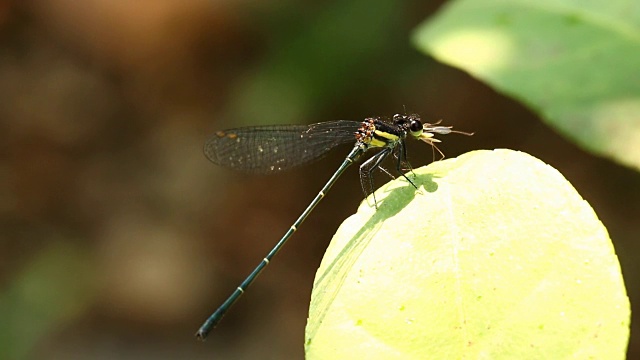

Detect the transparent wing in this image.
[204,121,361,174]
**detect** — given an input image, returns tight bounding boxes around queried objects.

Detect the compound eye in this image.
[410,120,423,133]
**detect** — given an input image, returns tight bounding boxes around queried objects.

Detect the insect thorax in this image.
[355,118,405,149]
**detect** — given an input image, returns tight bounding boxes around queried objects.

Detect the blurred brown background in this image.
[1,1,638,359]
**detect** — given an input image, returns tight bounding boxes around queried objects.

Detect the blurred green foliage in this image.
[0,242,95,360]
[414,0,640,171]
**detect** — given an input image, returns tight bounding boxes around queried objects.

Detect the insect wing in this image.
[204,121,360,174]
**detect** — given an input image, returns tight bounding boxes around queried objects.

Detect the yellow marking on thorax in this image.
[366,129,400,148]
[374,129,400,141]
[368,138,387,147]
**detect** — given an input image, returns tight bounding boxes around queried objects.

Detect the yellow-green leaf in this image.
[305,149,629,359]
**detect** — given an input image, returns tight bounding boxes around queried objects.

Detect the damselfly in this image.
[196,113,470,339]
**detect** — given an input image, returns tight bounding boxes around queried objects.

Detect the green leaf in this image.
[413,0,640,171]
[305,149,629,359]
